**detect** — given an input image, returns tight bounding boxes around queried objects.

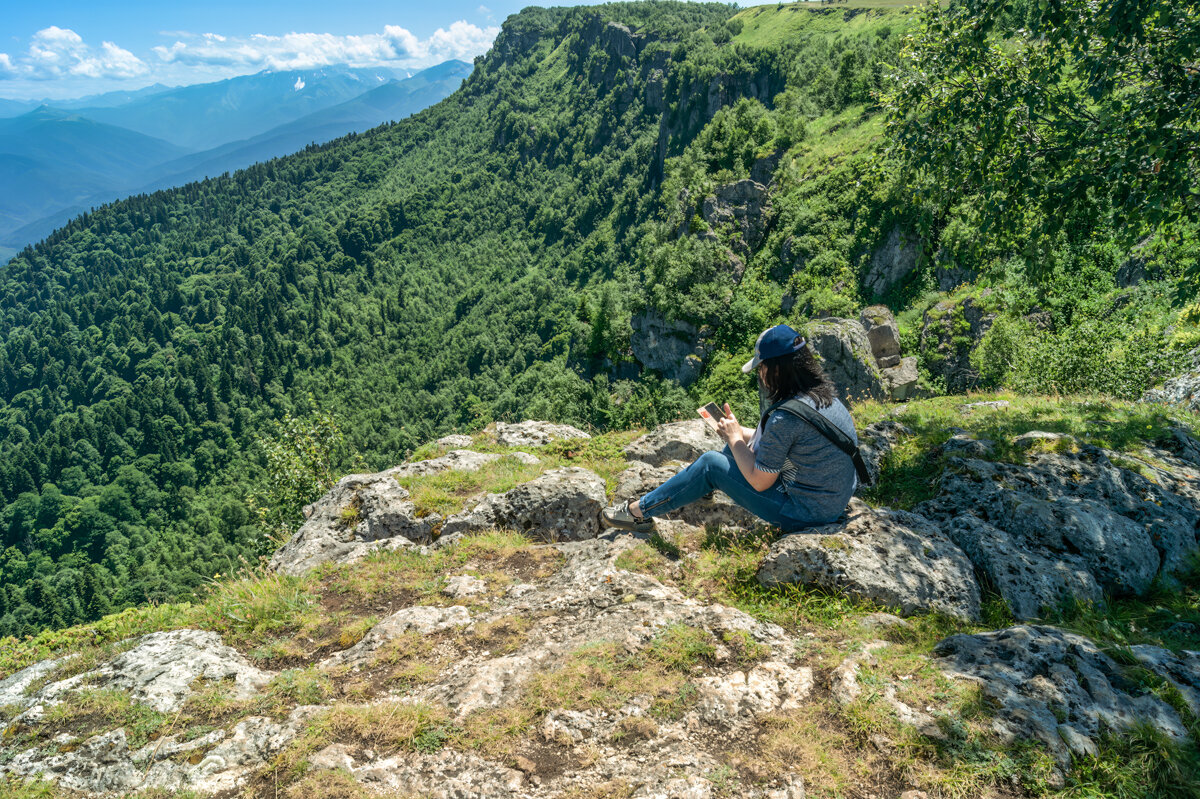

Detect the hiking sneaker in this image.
[601,500,655,533]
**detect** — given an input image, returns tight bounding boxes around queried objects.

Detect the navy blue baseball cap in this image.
[742,324,806,373]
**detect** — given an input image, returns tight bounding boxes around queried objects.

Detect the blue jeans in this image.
[638,448,818,533]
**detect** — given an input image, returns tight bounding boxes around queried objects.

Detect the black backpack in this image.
[758,398,873,487]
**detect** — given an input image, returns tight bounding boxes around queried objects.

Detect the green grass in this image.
[733,1,914,49]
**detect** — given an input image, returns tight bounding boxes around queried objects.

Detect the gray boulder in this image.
[441,467,607,542]
[807,318,887,405]
[881,356,919,402]
[859,305,902,369]
[857,420,913,486]
[622,419,722,466]
[935,626,1192,767]
[270,470,437,576]
[757,504,982,621]
[435,433,475,449]
[631,311,708,386]
[493,420,590,447]
[390,449,505,478]
[863,226,922,298]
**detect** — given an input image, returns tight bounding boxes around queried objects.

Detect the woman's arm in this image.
[716,404,779,492]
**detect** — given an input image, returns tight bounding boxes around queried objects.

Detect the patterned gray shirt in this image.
[752,394,858,524]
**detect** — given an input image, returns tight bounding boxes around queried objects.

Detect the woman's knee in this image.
[694,449,732,477]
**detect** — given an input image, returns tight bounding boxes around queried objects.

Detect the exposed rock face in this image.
[631,311,708,386]
[270,470,435,576]
[442,467,607,542]
[435,433,475,449]
[493,420,590,447]
[5,631,273,718]
[807,318,887,405]
[936,626,1196,767]
[916,439,1200,617]
[863,226,922,298]
[1142,346,1200,412]
[623,419,722,466]
[859,305,902,369]
[390,448,506,478]
[919,294,996,392]
[321,606,472,669]
[857,420,913,486]
[701,179,770,256]
[757,504,982,621]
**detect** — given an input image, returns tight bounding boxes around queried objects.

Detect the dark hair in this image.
[759,339,836,409]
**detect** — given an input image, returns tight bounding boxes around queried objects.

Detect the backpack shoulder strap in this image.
[760,398,873,486]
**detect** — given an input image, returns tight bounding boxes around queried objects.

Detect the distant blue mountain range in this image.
[0,61,471,252]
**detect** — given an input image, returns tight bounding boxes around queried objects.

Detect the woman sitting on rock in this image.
[603,324,859,533]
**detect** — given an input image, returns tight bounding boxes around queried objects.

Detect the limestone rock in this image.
[807,318,887,405]
[631,311,708,386]
[935,625,1192,767]
[859,305,902,368]
[390,448,503,478]
[434,433,474,449]
[623,418,722,466]
[441,467,607,541]
[1142,346,1200,412]
[863,226,922,298]
[701,179,770,256]
[857,421,913,486]
[493,420,590,447]
[695,661,813,721]
[757,505,982,621]
[270,470,436,576]
[321,606,471,669]
[443,574,487,598]
[16,630,272,715]
[881,356,919,401]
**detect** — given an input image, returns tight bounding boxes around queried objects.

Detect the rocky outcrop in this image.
[269,470,436,576]
[862,226,922,298]
[622,418,722,466]
[757,502,982,621]
[807,317,888,404]
[700,179,770,257]
[918,293,996,392]
[441,467,607,542]
[493,420,590,447]
[936,626,1197,768]
[859,305,901,369]
[630,310,708,386]
[916,435,1200,617]
[1142,346,1200,412]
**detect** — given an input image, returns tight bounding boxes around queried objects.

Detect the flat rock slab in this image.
[389,449,506,478]
[623,419,722,467]
[493,420,590,447]
[442,467,607,542]
[12,630,273,717]
[757,505,982,621]
[936,625,1193,766]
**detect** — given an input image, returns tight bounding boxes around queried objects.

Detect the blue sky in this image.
[0,0,620,100]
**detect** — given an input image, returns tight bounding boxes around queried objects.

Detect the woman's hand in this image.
[716,403,743,445]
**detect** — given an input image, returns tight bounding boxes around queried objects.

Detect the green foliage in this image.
[248,408,355,550]
[881,0,1200,264]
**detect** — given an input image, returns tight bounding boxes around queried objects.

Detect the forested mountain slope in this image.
[0,0,1194,640]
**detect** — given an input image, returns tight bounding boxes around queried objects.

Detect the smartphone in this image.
[697,402,724,431]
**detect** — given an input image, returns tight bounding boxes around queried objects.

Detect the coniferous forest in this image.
[0,0,1196,637]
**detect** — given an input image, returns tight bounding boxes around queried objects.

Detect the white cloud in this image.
[3,26,148,82]
[153,22,498,71]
